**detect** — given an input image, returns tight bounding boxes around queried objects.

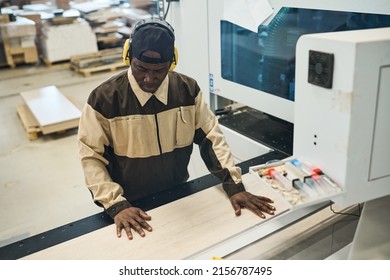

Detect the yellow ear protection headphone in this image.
[122,18,178,71]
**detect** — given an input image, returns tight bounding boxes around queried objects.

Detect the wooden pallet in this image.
[43,58,70,67]
[16,103,80,141]
[16,104,42,140]
[70,60,126,76]
[2,39,39,68]
[70,48,122,67]
[69,48,127,76]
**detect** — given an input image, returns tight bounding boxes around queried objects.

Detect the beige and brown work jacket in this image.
[77,68,245,218]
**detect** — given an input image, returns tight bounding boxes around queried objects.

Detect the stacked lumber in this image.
[69,47,127,76]
[92,19,126,49]
[73,2,126,50]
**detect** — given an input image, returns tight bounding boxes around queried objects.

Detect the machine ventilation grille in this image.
[308,50,334,89]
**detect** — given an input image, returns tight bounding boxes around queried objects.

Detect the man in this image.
[77,18,275,240]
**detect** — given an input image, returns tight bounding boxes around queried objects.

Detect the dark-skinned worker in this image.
[77,18,275,240]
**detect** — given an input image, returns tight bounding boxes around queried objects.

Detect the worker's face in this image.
[131,58,170,93]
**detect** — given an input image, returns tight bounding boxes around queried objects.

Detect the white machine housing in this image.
[294,27,390,206]
[207,0,390,124]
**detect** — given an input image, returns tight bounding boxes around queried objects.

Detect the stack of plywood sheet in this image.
[0,14,9,67]
[73,2,126,50]
[40,18,98,64]
[92,19,126,50]
[17,85,81,140]
[0,16,39,67]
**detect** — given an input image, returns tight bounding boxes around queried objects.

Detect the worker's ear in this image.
[122,39,178,71]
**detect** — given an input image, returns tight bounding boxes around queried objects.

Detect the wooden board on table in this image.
[22,173,291,260]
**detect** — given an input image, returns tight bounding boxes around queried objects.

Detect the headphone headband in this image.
[123,18,178,71]
[131,18,175,39]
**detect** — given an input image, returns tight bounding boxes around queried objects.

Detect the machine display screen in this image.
[220,8,390,102]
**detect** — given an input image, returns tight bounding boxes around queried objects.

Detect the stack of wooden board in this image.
[73,3,126,50]
[69,47,127,76]
[0,16,39,67]
[17,85,81,140]
[40,18,98,65]
[93,20,126,49]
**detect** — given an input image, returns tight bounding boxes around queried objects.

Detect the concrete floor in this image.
[0,62,107,247]
[0,62,359,259]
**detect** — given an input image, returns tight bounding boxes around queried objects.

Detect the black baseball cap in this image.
[130,20,175,64]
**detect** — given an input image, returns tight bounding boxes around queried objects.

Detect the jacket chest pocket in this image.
[158,106,195,151]
[110,115,159,157]
[175,106,195,147]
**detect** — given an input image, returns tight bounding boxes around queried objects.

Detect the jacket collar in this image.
[127,67,169,106]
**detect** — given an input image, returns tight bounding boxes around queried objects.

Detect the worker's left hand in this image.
[229,191,275,219]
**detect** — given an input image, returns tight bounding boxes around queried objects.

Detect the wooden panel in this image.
[22,173,291,260]
[20,85,81,134]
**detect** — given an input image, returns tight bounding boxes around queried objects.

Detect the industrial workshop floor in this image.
[0,61,359,259]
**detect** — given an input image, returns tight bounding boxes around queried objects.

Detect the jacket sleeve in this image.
[193,91,246,197]
[77,103,131,218]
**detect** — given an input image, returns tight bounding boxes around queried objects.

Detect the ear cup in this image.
[123,18,178,70]
[169,47,179,71]
[122,39,179,71]
[122,39,130,66]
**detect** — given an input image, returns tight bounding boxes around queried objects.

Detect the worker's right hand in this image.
[114,207,152,240]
